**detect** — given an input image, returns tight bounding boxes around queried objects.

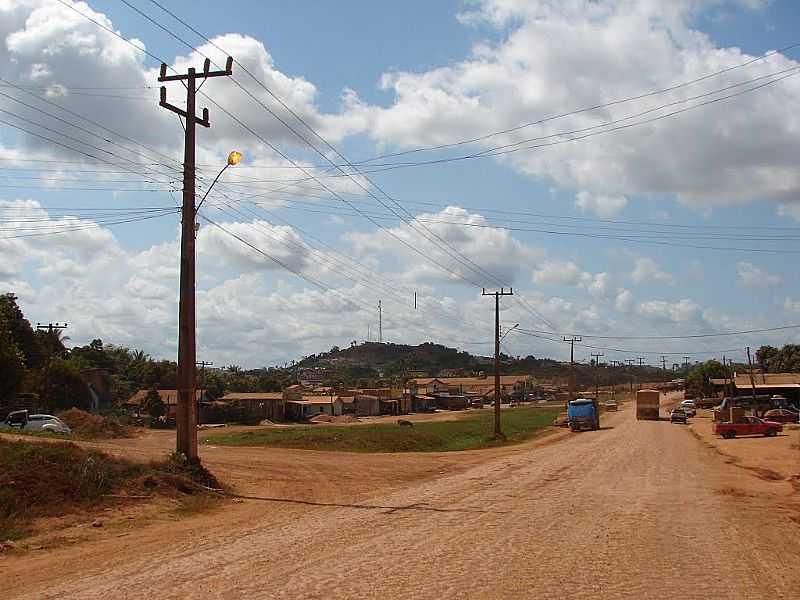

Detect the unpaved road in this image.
[6,406,800,599]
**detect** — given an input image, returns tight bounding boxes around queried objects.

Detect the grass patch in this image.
[0,439,221,542]
[203,406,560,453]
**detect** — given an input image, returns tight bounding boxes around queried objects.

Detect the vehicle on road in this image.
[712,416,782,439]
[762,408,799,424]
[680,400,697,417]
[670,408,688,424]
[567,398,600,432]
[604,399,618,411]
[1,410,72,434]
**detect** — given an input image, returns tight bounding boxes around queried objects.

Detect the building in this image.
[124,389,206,419]
[408,375,532,399]
[218,392,285,422]
[731,373,800,403]
[286,395,344,420]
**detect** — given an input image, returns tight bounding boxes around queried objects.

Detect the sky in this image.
[2,0,800,368]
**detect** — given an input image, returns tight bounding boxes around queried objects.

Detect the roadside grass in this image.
[58,409,133,439]
[0,438,222,542]
[203,406,560,453]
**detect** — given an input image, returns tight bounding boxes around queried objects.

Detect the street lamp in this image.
[500,323,519,343]
[196,150,242,210]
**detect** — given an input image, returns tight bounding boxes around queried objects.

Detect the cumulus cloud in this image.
[345,206,542,286]
[636,298,704,323]
[575,191,627,218]
[345,0,800,211]
[532,260,590,286]
[631,257,674,284]
[736,261,782,287]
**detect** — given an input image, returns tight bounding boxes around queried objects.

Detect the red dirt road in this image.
[6,407,800,599]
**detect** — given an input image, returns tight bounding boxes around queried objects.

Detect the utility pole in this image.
[378,300,383,344]
[196,361,213,424]
[625,359,635,393]
[36,322,67,412]
[483,287,514,438]
[591,352,604,401]
[563,336,582,404]
[683,356,691,372]
[661,356,667,371]
[746,346,758,413]
[158,57,233,461]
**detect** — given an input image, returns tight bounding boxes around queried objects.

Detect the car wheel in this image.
[722,430,736,439]
[765,429,777,437]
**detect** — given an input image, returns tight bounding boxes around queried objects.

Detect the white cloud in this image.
[575,191,627,218]
[345,0,800,210]
[736,261,782,287]
[614,288,634,313]
[637,298,703,323]
[532,260,590,286]
[631,257,674,284]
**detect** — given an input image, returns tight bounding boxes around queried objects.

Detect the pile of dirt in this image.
[58,409,133,439]
[331,415,361,423]
[0,439,221,542]
[310,414,334,423]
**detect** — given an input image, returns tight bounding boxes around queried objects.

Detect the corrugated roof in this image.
[411,375,530,386]
[221,392,283,401]
[126,389,203,405]
[733,373,800,388]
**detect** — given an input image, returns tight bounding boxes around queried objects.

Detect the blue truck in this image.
[567,398,600,432]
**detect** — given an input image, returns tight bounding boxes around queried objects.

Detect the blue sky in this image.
[2,0,800,367]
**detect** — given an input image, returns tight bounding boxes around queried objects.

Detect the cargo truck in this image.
[567,398,600,432]
[636,389,660,420]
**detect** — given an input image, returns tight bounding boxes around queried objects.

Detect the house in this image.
[408,375,532,401]
[218,392,285,422]
[354,394,380,417]
[286,395,344,420]
[731,373,800,403]
[124,389,206,419]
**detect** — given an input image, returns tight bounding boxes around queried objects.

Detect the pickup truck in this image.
[712,416,783,439]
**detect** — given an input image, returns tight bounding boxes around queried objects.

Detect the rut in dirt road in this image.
[18,409,800,600]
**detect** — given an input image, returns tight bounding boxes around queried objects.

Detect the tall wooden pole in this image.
[483,288,513,438]
[159,58,233,461]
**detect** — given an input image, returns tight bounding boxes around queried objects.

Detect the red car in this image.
[763,409,800,424]
[712,416,783,439]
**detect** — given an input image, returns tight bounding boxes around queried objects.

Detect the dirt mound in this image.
[58,409,132,439]
[310,414,333,423]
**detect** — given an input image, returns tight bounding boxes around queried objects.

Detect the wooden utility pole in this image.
[378,300,383,344]
[746,346,758,411]
[661,356,667,371]
[483,288,513,438]
[196,360,213,423]
[158,57,233,461]
[591,353,603,400]
[563,336,582,403]
[36,322,67,412]
[625,359,635,392]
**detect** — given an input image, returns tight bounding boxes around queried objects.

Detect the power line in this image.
[517,323,800,340]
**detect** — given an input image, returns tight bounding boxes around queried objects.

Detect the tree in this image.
[0,293,41,368]
[686,360,727,398]
[0,328,25,401]
[141,389,166,419]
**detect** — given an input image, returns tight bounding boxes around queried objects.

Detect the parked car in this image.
[670,408,688,424]
[604,400,618,411]
[762,408,799,424]
[712,416,783,439]
[1,410,72,434]
[680,400,697,417]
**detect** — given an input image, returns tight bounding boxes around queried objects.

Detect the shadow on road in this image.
[228,494,507,515]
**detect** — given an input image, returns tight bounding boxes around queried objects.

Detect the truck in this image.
[567,398,600,432]
[712,416,783,439]
[636,389,660,420]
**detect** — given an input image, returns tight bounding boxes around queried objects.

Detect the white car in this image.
[680,400,697,417]
[1,410,72,434]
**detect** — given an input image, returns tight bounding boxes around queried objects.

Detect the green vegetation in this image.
[58,409,132,439]
[0,439,220,541]
[203,406,559,453]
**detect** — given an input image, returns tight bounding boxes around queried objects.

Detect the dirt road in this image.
[7,407,800,599]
